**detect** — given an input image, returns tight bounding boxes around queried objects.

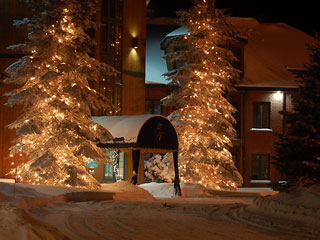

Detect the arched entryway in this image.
[92,115,181,196]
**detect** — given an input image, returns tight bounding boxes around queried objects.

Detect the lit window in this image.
[252,154,270,180]
[252,102,270,128]
[103,150,125,181]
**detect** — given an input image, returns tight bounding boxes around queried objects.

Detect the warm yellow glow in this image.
[273,91,283,100]
[125,48,142,71]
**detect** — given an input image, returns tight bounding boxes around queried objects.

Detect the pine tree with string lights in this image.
[3,0,117,189]
[162,0,243,190]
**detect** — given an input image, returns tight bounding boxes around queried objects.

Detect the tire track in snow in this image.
[63,209,109,240]
[44,202,137,240]
[208,203,320,240]
[83,212,112,240]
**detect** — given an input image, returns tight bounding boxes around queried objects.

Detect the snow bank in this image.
[238,187,276,197]
[0,183,67,209]
[2,182,320,240]
[0,182,48,198]
[101,181,154,201]
[139,182,211,198]
[180,183,212,197]
[15,183,85,196]
[0,182,154,240]
[0,203,69,240]
[0,178,15,183]
[139,182,176,198]
[0,181,154,204]
[247,184,320,226]
[139,182,277,198]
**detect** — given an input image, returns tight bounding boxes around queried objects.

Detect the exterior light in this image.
[274,91,283,100]
[132,37,138,49]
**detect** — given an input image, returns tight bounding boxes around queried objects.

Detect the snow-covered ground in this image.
[0,180,319,240]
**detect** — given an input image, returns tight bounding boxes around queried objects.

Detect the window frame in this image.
[251,154,270,181]
[145,99,162,114]
[252,102,271,129]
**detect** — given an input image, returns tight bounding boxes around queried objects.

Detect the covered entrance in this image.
[92,115,181,196]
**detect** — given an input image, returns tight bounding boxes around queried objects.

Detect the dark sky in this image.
[148,0,319,36]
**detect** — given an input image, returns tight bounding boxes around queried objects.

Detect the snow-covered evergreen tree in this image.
[162,0,242,190]
[274,35,320,186]
[3,0,118,189]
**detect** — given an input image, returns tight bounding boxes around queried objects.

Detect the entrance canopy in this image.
[92,115,178,151]
[92,115,181,196]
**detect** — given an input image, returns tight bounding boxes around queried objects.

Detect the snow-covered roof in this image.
[228,17,260,38]
[146,23,178,84]
[165,26,189,38]
[92,115,157,143]
[241,22,315,87]
[149,17,316,88]
[92,115,178,150]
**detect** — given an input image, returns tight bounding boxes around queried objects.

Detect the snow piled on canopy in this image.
[92,115,164,143]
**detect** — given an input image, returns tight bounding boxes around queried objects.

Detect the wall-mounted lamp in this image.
[274,90,283,100]
[132,37,138,49]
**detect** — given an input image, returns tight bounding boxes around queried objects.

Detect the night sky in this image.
[148,0,319,36]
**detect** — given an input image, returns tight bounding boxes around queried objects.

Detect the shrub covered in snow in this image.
[144,154,175,183]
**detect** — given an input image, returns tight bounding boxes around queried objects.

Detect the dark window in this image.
[173,45,189,51]
[173,61,188,70]
[252,102,270,128]
[145,100,162,114]
[102,0,107,16]
[145,100,152,114]
[102,0,123,20]
[171,45,189,70]
[252,154,270,180]
[109,0,115,18]
[230,46,241,70]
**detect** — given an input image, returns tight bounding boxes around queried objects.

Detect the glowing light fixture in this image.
[274,91,283,100]
[132,37,138,49]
